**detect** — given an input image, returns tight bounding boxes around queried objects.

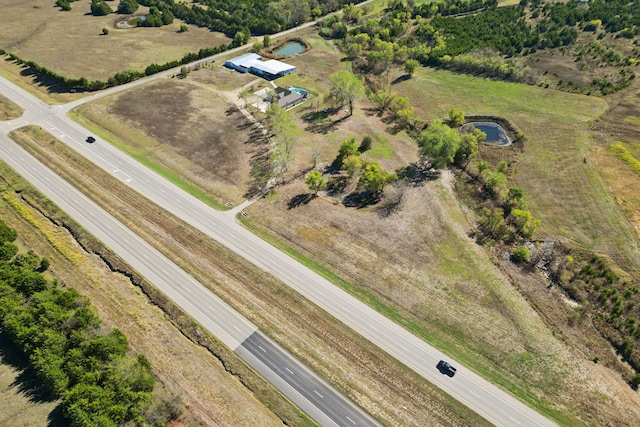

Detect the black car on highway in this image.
[86,136,96,143]
[437,360,457,377]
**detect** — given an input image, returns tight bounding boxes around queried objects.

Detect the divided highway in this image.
[0,73,558,427]
[0,111,380,427]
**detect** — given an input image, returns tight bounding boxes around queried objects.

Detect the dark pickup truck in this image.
[437,360,457,377]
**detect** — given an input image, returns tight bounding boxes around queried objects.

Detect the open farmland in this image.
[0,0,229,81]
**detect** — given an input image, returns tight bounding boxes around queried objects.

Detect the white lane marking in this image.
[234,326,242,332]
[185,287,193,294]
[346,416,356,425]
[468,390,479,398]
[509,416,521,425]
[208,305,216,312]
[142,253,149,259]
[285,367,293,374]
[314,390,324,399]
[258,345,266,352]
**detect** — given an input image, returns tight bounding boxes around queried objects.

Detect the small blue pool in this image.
[288,87,307,95]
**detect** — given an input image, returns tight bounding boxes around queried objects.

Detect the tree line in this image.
[0,220,181,426]
[0,39,239,92]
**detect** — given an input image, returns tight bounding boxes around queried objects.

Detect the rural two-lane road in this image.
[0,67,557,427]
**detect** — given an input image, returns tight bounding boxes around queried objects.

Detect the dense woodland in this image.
[0,220,180,426]
[316,0,639,93]
[110,0,366,36]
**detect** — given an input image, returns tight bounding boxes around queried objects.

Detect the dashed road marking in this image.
[346,416,356,425]
[314,390,324,399]
[258,345,266,352]
[285,367,293,374]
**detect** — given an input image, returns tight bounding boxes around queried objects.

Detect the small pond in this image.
[460,121,511,146]
[274,42,305,57]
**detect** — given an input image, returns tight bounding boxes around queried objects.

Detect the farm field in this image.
[0,0,230,82]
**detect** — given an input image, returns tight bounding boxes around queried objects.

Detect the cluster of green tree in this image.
[440,50,533,82]
[536,0,640,35]
[91,0,113,16]
[55,0,77,11]
[417,114,481,170]
[473,165,540,249]
[266,103,298,183]
[0,38,237,92]
[118,0,140,14]
[556,253,640,386]
[417,0,498,17]
[135,0,363,37]
[324,0,636,92]
[369,89,422,132]
[0,220,166,426]
[318,136,396,196]
[137,5,174,27]
[591,69,635,95]
[430,6,577,57]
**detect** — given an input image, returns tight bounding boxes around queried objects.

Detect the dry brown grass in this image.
[0,337,61,427]
[0,1,230,82]
[74,78,267,205]
[0,93,22,120]
[9,124,491,427]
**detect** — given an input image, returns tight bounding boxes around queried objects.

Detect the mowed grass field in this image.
[0,0,230,81]
[394,69,640,271]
